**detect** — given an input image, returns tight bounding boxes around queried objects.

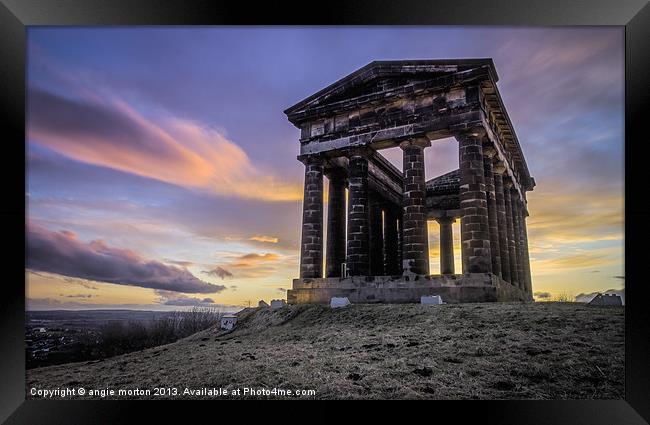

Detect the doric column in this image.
[492,159,511,284]
[458,131,492,273]
[511,188,525,291]
[368,193,385,275]
[400,138,431,275]
[325,169,346,278]
[482,142,502,278]
[519,201,533,298]
[503,178,519,286]
[436,216,455,275]
[299,156,324,279]
[346,151,370,276]
[383,206,400,276]
[397,215,403,274]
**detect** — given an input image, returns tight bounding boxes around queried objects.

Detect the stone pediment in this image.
[284,59,498,123]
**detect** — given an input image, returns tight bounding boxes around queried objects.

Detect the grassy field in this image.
[26,302,624,400]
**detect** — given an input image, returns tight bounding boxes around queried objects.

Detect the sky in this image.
[25,26,624,310]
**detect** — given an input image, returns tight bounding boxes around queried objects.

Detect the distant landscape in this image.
[26,308,228,369]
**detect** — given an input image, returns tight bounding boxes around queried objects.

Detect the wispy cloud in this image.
[209,251,291,279]
[162,297,216,306]
[28,88,302,202]
[530,245,621,276]
[249,235,279,244]
[202,266,234,280]
[164,259,195,268]
[154,289,218,306]
[60,293,95,299]
[225,234,280,244]
[527,189,623,246]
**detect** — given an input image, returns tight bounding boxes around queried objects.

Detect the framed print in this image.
[1,0,649,423]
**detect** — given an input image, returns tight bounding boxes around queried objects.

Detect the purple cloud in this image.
[202,266,234,279]
[60,294,95,298]
[27,223,225,294]
[163,297,216,306]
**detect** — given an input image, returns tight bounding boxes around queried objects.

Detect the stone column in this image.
[493,159,511,284]
[346,151,370,276]
[299,156,324,279]
[511,189,525,291]
[368,193,385,275]
[503,178,519,286]
[437,216,455,275]
[325,169,346,278]
[519,202,533,298]
[396,215,403,274]
[383,206,400,276]
[400,138,431,275]
[482,143,502,278]
[458,131,492,273]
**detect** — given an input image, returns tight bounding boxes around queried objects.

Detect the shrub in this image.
[550,293,574,302]
[95,308,222,358]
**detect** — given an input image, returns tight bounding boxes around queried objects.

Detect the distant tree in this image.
[550,292,574,302]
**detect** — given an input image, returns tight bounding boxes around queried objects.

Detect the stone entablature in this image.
[285,59,535,304]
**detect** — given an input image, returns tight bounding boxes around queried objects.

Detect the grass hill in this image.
[26,302,624,400]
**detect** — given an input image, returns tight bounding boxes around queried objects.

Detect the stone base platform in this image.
[287,273,529,304]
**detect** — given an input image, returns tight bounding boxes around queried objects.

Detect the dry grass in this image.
[26,302,624,400]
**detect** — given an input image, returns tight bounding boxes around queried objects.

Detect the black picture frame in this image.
[2,0,648,423]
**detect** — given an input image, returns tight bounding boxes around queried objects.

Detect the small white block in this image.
[330,297,351,308]
[270,299,286,309]
[421,295,443,305]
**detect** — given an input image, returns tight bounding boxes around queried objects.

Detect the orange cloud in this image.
[209,251,292,279]
[231,253,280,268]
[249,235,279,243]
[28,88,302,202]
[530,246,621,276]
[523,177,622,244]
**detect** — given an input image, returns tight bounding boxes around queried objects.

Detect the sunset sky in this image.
[26,27,624,310]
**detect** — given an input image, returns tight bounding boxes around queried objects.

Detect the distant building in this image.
[219,314,238,330]
[258,300,269,308]
[589,293,623,306]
